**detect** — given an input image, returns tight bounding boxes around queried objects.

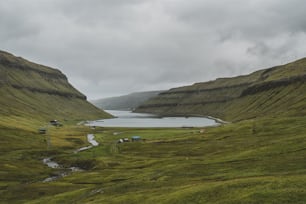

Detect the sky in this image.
[1,0,306,100]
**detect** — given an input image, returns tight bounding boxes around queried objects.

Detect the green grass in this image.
[2,51,306,203]
[2,116,306,203]
[0,51,306,204]
[136,58,306,122]
[0,50,112,121]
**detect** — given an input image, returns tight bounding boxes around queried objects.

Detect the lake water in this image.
[87,110,218,128]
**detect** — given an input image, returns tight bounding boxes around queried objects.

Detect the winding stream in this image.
[42,158,60,168]
[42,134,98,182]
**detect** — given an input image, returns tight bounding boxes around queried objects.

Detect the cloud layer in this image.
[1,0,306,99]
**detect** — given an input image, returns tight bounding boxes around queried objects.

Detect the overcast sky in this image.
[1,0,306,99]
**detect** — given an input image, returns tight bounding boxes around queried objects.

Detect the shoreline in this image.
[133,111,230,124]
[86,110,228,128]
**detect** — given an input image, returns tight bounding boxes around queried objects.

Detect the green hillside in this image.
[0,50,112,122]
[0,50,112,203]
[136,58,306,121]
[91,91,163,111]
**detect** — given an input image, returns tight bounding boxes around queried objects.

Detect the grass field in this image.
[2,50,306,203]
[1,115,306,203]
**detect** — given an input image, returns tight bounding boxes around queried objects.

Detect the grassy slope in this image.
[2,116,306,203]
[153,81,306,121]
[2,51,306,203]
[0,86,111,121]
[0,50,82,95]
[0,51,112,203]
[136,58,306,121]
[0,121,96,203]
[0,50,112,121]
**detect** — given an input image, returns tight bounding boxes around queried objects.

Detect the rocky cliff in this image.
[0,50,112,121]
[136,58,306,121]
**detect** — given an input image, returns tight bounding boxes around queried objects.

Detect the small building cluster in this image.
[117,136,142,143]
[38,119,63,134]
[38,128,47,134]
[131,136,141,141]
[118,138,130,143]
[50,120,62,127]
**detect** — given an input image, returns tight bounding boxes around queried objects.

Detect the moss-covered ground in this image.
[1,115,306,203]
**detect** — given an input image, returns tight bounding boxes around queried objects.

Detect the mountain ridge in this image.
[92,90,163,111]
[0,50,112,121]
[135,58,306,121]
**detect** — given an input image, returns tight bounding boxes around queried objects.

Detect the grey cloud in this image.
[0,3,40,40]
[1,0,306,99]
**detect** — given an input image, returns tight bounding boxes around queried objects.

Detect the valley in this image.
[2,117,306,203]
[1,51,306,203]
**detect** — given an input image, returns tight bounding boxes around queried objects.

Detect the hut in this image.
[50,120,62,127]
[131,136,141,142]
[118,138,130,143]
[38,128,47,134]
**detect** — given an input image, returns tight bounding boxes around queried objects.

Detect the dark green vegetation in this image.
[92,90,163,111]
[2,117,306,203]
[136,58,306,121]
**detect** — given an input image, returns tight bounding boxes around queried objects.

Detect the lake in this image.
[87,110,218,128]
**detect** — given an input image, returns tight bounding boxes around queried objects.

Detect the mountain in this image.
[0,50,112,122]
[135,58,306,121]
[92,91,163,111]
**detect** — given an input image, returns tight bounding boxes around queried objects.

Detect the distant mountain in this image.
[92,91,163,111]
[0,50,112,121]
[136,58,306,121]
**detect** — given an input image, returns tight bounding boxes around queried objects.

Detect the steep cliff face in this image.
[0,50,112,121]
[136,58,306,121]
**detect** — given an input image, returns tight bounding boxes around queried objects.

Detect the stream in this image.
[73,134,99,153]
[42,134,98,182]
